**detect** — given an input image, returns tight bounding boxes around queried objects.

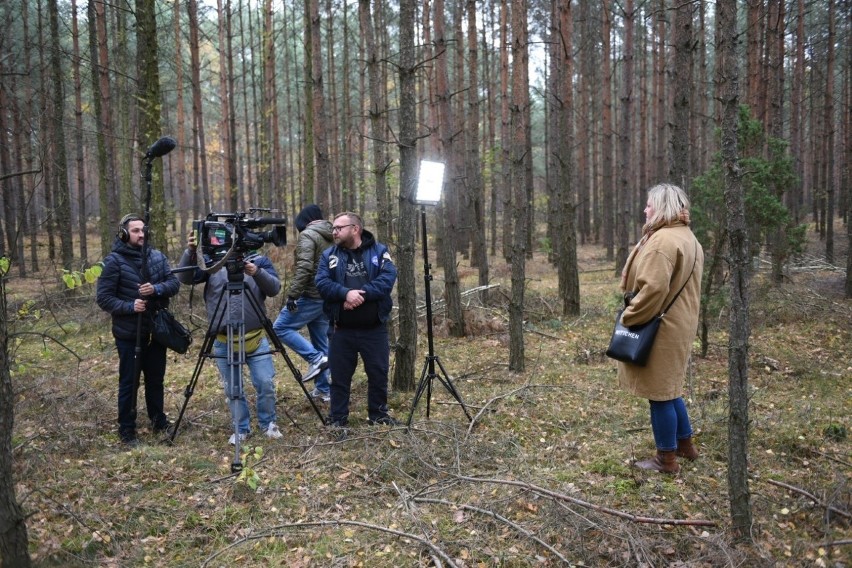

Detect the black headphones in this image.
[117,214,142,242]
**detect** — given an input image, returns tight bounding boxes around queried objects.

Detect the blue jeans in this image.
[648,398,694,451]
[115,337,168,435]
[213,337,277,433]
[328,325,390,424]
[272,297,330,393]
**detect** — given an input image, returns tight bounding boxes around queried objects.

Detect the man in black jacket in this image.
[97,214,181,446]
[315,212,398,427]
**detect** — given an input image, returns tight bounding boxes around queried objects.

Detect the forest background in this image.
[0,0,850,565]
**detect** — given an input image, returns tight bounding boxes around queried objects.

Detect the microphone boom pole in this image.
[131,136,176,437]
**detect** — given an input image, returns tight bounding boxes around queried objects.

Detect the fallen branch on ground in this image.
[454,474,717,527]
[201,519,459,567]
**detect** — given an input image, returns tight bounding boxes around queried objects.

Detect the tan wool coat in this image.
[617,223,704,400]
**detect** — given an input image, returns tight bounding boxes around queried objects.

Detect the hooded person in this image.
[272,204,334,400]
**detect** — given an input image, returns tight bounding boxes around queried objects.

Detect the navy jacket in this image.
[315,229,396,326]
[96,238,180,340]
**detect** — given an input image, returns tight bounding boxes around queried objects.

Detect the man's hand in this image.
[286,297,298,312]
[243,261,258,277]
[343,289,365,310]
[133,299,148,313]
[187,229,197,251]
[138,282,155,297]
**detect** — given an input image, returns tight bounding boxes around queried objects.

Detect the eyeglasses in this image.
[331,223,355,233]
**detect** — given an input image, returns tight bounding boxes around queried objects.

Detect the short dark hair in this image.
[334,211,363,229]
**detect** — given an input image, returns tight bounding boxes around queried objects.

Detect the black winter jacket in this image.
[96,238,181,340]
[315,229,397,326]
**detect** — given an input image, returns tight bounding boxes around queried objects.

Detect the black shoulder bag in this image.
[606,247,698,366]
[126,258,192,354]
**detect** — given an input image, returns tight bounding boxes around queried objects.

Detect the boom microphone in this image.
[146,136,177,158]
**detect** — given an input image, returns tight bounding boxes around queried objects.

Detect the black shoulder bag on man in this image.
[126,258,192,354]
[606,246,698,366]
[151,307,192,354]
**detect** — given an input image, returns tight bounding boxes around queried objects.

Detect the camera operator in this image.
[176,230,284,444]
[272,204,333,402]
[96,214,181,446]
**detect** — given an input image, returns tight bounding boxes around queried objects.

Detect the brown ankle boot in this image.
[634,450,680,474]
[676,437,699,461]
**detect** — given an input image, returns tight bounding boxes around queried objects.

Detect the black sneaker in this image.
[152,419,173,435]
[368,415,401,426]
[327,418,349,440]
[120,432,140,447]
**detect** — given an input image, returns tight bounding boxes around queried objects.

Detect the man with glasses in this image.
[315,212,398,428]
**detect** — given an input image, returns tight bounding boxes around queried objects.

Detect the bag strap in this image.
[659,242,699,318]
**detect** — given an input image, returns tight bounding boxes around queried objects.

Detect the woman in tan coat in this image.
[618,183,704,474]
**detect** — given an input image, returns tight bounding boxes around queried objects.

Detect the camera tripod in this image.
[406,206,472,427]
[169,257,325,473]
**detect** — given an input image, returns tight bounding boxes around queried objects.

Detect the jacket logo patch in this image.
[371,255,379,266]
[329,255,339,269]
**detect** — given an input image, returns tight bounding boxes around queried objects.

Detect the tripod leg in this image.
[169,331,217,443]
[406,357,434,427]
[432,356,472,422]
[225,325,245,472]
[250,293,326,425]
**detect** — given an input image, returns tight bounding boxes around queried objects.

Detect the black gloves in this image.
[286,297,298,312]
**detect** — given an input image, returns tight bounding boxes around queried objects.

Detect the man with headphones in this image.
[97,214,181,446]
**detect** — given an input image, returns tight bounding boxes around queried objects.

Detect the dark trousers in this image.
[115,337,168,435]
[328,325,390,423]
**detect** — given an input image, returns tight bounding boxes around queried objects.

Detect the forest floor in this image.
[5,226,851,567]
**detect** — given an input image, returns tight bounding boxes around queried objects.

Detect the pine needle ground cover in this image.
[8,241,850,567]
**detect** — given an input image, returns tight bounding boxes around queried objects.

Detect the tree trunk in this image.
[789,0,805,224]
[173,0,189,235]
[309,0,331,211]
[0,275,32,566]
[359,0,391,242]
[216,0,234,211]
[669,0,693,190]
[0,68,20,270]
[555,0,579,316]
[89,0,113,256]
[325,0,341,214]
[433,0,465,338]
[718,0,753,541]
[21,0,39,272]
[136,0,166,252]
[71,0,88,262]
[392,0,418,393]
[499,0,511,262]
[823,0,835,264]
[508,0,529,372]
[601,0,614,261]
[48,0,73,269]
[188,0,210,217]
[615,0,633,274]
[466,0,489,290]
[767,0,787,283]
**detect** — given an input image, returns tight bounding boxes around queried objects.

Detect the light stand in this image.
[406,161,471,426]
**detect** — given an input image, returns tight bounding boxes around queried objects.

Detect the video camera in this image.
[194,209,287,265]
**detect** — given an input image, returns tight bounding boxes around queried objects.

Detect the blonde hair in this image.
[645,183,690,228]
